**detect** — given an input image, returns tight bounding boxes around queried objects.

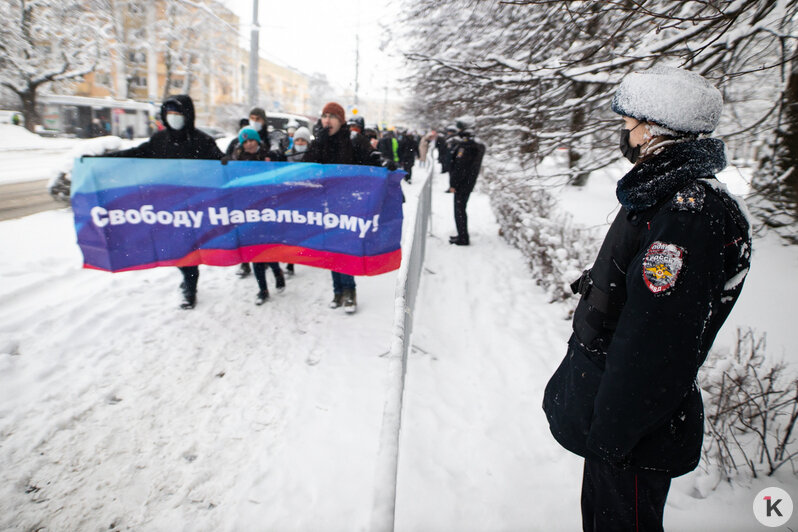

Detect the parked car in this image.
[266,112,313,133]
[47,136,132,203]
[196,125,229,139]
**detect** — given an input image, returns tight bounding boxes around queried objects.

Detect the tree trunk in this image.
[20,85,41,133]
[569,81,591,186]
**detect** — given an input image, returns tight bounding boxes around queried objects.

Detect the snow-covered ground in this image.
[0,152,796,531]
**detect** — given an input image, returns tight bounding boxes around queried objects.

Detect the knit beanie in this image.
[611,66,723,134]
[238,127,261,145]
[293,126,311,143]
[322,102,346,124]
[248,107,267,123]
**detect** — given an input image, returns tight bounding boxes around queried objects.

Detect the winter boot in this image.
[343,288,357,314]
[180,291,197,310]
[449,235,470,246]
[274,269,286,293]
[256,289,269,306]
[286,263,295,276]
[329,292,343,309]
[237,263,251,278]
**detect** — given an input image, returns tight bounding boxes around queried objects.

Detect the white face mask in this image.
[166,114,185,130]
[249,120,263,132]
[294,144,307,153]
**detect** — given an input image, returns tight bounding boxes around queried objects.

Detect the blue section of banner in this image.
[71,158,405,274]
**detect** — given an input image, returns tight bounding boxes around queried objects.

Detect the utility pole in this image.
[354,33,360,107]
[248,0,259,108]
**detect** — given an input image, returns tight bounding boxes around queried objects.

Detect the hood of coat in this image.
[616,137,726,213]
[161,94,196,132]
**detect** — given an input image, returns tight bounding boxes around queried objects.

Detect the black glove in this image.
[386,161,398,171]
[220,155,231,165]
[315,126,331,142]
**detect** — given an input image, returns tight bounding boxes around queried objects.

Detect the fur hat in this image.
[238,127,261,145]
[322,102,346,124]
[611,66,723,134]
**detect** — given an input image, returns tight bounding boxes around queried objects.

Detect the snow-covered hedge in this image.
[697,328,798,490]
[482,156,600,304]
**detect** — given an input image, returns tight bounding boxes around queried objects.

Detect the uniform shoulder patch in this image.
[642,241,685,294]
[672,181,705,212]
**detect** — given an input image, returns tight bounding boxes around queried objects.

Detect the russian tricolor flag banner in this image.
[70,158,404,276]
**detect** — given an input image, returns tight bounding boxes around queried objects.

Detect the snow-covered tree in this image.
[401,0,798,193]
[0,0,106,131]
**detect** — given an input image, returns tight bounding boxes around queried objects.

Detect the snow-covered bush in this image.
[698,328,798,488]
[482,156,600,303]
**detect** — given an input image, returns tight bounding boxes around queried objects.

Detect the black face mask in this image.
[619,126,641,164]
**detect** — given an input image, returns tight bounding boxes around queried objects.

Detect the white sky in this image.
[220,0,408,101]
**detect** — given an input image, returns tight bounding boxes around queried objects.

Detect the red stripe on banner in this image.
[84,245,402,277]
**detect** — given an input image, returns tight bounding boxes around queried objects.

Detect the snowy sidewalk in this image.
[393,166,798,532]
[394,174,583,531]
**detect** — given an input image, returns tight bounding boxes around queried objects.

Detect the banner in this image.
[71,158,405,276]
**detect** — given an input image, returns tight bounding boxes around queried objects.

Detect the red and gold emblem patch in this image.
[642,241,685,294]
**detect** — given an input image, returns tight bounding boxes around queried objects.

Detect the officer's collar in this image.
[616,138,726,213]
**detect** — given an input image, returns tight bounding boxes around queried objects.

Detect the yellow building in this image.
[72,1,311,125]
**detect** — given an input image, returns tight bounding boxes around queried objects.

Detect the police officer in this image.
[104,94,224,309]
[448,117,485,246]
[542,66,752,531]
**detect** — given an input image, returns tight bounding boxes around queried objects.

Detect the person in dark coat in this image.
[227,127,286,305]
[303,102,382,313]
[104,94,224,309]
[226,107,268,157]
[397,128,418,183]
[542,66,752,532]
[440,124,457,191]
[448,118,485,246]
[377,130,400,170]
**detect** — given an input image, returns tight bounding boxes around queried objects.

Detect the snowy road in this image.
[0,208,398,531]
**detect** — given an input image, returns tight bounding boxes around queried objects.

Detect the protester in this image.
[302,102,382,313]
[448,117,485,246]
[418,129,437,166]
[226,107,268,156]
[281,125,315,276]
[285,126,311,162]
[102,94,224,309]
[542,66,752,532]
[397,128,418,183]
[227,127,286,305]
[377,129,400,171]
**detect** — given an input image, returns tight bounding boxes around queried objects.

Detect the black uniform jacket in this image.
[449,134,485,193]
[105,94,223,161]
[543,138,751,477]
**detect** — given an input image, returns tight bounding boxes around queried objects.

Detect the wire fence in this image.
[369,152,435,532]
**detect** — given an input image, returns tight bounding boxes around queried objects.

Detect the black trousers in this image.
[179,266,199,294]
[453,188,472,241]
[253,262,281,292]
[581,458,671,532]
